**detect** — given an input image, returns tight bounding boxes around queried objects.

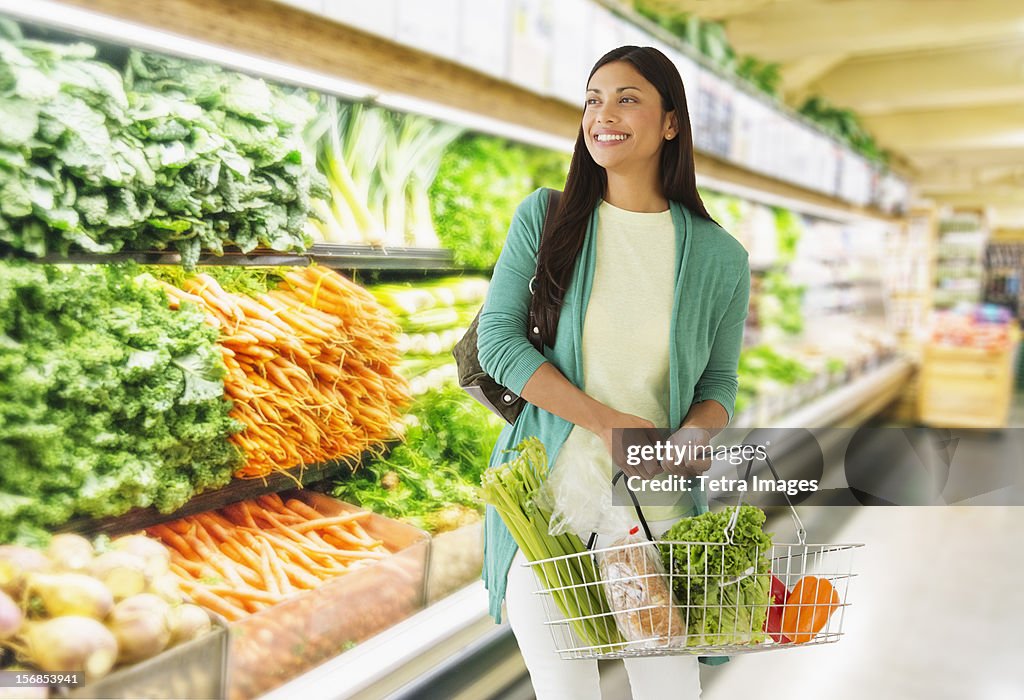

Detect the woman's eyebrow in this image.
[586,86,642,94]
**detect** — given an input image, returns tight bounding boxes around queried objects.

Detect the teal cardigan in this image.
[477,188,749,663]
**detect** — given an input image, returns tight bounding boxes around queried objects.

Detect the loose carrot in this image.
[184,529,248,588]
[279,561,326,589]
[182,584,248,622]
[257,530,333,570]
[283,501,376,546]
[320,530,380,550]
[257,537,291,594]
[170,559,202,578]
[346,519,381,546]
[177,580,284,606]
[195,513,233,542]
[149,524,203,560]
[255,538,280,597]
[290,512,372,534]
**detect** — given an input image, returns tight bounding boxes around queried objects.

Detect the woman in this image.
[476,45,750,699]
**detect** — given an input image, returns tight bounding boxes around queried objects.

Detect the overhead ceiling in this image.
[634,0,1024,225]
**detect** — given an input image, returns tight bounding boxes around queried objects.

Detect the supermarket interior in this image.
[0,1,1022,699]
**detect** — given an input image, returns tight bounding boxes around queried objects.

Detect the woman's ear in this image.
[664,110,679,140]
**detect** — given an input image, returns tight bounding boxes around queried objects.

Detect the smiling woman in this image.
[476,45,750,700]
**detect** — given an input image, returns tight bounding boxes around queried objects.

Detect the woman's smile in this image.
[593,130,631,145]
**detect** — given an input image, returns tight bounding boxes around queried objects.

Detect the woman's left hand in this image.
[659,425,714,477]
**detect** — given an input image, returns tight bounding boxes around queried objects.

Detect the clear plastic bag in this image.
[535,438,633,540]
[596,527,687,648]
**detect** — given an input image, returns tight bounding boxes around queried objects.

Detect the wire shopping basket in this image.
[523,449,862,660]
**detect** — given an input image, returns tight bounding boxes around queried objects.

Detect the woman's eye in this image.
[585,98,600,106]
[620,96,636,103]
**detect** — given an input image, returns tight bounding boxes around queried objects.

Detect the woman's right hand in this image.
[595,410,660,479]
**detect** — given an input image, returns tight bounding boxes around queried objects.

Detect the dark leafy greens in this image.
[332,384,503,533]
[429,134,570,269]
[0,261,242,544]
[0,24,325,266]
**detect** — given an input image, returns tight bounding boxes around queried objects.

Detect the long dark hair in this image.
[533,46,712,345]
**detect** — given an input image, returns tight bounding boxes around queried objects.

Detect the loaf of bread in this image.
[597,538,686,648]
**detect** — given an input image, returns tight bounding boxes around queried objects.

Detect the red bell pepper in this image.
[764,575,792,643]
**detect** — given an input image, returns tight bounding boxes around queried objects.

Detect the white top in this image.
[549,200,687,525]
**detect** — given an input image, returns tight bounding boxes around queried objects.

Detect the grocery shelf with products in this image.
[0,2,975,700]
[984,242,1024,322]
[933,213,987,310]
[883,208,936,350]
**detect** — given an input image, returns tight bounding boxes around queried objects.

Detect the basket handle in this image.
[726,446,807,546]
[589,446,809,549]
[585,470,653,550]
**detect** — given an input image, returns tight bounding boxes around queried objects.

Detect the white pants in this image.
[505,520,702,700]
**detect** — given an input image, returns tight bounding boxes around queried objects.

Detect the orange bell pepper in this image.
[780,575,839,644]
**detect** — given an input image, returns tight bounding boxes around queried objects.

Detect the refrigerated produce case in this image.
[0,1,918,697]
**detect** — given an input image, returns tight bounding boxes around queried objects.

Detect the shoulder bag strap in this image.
[527,189,562,351]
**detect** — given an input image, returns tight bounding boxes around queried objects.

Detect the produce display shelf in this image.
[772,356,913,429]
[57,448,390,538]
[6,244,457,271]
[261,581,510,700]
[0,0,902,226]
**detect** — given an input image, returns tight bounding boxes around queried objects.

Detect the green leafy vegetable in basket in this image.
[660,505,773,646]
[480,437,621,648]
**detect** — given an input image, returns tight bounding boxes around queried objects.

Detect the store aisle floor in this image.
[597,506,1024,700]
[700,507,1024,699]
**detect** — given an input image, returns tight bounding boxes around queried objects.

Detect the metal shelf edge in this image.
[7,245,458,270]
[772,357,913,429]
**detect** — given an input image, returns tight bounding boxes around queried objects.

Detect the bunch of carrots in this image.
[159,265,410,479]
[147,494,387,621]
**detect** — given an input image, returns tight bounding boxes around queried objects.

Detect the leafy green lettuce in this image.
[429,134,570,269]
[661,505,773,646]
[332,384,503,533]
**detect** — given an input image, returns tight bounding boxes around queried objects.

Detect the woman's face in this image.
[583,61,677,175]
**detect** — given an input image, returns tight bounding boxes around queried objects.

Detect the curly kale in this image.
[0,261,241,544]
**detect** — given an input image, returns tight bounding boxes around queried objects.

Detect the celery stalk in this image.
[481,438,622,647]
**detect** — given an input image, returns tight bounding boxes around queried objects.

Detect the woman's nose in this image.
[596,102,618,122]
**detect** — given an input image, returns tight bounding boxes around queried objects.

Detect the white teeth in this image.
[595,133,628,142]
